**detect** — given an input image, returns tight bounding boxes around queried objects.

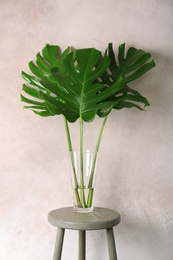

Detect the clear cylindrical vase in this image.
[69,149,98,213]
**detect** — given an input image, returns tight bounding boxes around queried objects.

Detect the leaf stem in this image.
[64,116,82,207]
[79,116,87,208]
[87,115,108,207]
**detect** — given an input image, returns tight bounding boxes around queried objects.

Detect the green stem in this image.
[87,116,108,207]
[64,116,82,207]
[79,116,87,208]
[64,117,73,152]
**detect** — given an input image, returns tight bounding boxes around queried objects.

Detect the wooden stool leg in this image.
[106,228,118,260]
[78,230,86,260]
[53,228,65,260]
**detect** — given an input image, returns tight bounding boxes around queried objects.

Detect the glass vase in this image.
[69,149,98,213]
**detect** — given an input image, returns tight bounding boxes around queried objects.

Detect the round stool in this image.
[48,207,121,260]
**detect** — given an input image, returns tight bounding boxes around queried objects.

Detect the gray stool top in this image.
[48,207,120,230]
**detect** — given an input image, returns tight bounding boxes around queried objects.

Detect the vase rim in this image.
[69,149,97,153]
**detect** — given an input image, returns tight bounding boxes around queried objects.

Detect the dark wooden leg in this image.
[78,230,86,260]
[106,228,118,260]
[53,228,65,260]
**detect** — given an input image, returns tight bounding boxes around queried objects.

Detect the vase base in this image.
[73,205,94,213]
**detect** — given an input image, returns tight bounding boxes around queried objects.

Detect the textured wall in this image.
[0,0,173,259]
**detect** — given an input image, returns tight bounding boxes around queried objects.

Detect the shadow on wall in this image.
[137,50,173,110]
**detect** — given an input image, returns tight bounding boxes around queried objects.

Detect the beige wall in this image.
[1,0,173,259]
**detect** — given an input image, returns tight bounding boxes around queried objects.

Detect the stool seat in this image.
[48,206,120,230]
[48,207,120,260]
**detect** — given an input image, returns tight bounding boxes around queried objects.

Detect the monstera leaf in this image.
[21,44,71,117]
[98,43,156,111]
[21,43,155,122]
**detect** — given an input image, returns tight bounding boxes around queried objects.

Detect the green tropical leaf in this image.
[50,48,112,122]
[98,43,156,111]
[106,43,155,83]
